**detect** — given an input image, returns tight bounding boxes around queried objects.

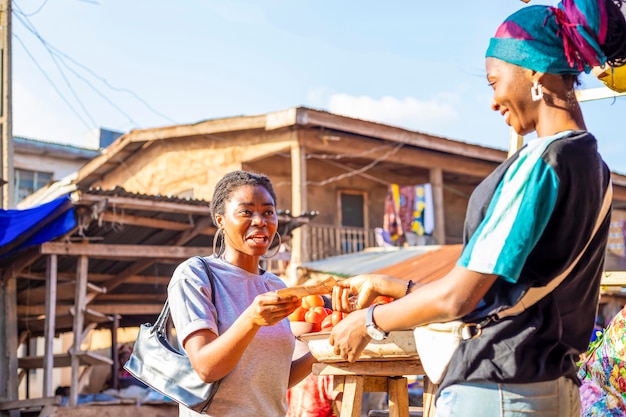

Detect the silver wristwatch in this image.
[366,304,388,341]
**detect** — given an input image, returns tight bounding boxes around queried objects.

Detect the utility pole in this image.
[0,5,16,417]
[0,0,13,210]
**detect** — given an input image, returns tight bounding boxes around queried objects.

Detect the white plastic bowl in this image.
[298,330,418,362]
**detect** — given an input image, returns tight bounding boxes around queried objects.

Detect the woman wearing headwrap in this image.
[328,0,626,415]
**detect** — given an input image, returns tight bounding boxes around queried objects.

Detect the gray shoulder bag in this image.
[124,256,221,413]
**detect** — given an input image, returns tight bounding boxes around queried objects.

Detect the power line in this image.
[19,0,48,17]
[13,33,93,130]
[12,0,179,131]
[13,7,98,128]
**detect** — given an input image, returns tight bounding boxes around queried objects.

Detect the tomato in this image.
[320,315,333,331]
[305,306,329,324]
[301,295,325,309]
[287,306,308,322]
[331,310,344,326]
[324,307,333,316]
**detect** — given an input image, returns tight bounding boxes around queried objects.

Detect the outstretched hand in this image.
[332,274,406,313]
[245,293,300,327]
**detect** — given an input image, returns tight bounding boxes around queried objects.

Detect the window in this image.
[340,192,365,227]
[338,191,368,254]
[15,169,53,203]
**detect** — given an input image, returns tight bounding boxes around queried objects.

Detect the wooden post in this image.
[429,168,446,244]
[43,255,58,397]
[0,277,18,417]
[288,143,308,285]
[340,375,364,417]
[69,255,88,407]
[111,314,119,390]
[0,0,13,209]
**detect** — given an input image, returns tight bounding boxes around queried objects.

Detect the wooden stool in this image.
[312,360,439,417]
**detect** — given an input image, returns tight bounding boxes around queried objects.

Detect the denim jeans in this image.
[434,376,580,417]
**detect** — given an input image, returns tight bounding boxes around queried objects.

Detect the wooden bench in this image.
[313,360,433,417]
[18,351,113,369]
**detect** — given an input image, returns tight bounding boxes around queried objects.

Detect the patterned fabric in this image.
[578,306,626,416]
[286,374,338,417]
[485,0,608,74]
[383,183,434,245]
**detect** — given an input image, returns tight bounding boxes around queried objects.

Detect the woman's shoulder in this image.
[169,256,214,288]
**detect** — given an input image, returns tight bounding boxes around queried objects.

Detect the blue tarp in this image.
[0,195,76,259]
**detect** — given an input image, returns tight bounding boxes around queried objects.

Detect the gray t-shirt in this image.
[168,256,295,417]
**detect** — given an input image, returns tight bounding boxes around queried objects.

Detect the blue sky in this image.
[11,0,626,173]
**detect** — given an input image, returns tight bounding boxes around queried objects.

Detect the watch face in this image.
[366,325,386,341]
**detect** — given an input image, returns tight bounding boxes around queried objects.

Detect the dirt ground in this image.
[49,404,178,417]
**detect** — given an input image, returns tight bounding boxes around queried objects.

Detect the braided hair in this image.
[209,170,277,224]
[487,0,626,75]
[603,0,626,66]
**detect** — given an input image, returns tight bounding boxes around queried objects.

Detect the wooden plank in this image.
[388,377,409,417]
[43,255,58,397]
[1,277,19,404]
[575,86,626,102]
[96,294,166,303]
[18,303,163,317]
[0,397,58,411]
[340,375,364,417]
[313,360,424,377]
[20,314,74,336]
[40,242,212,259]
[18,351,113,370]
[104,216,214,292]
[71,255,89,407]
[100,211,214,234]
[301,130,499,178]
[334,376,388,392]
[16,271,170,285]
[18,281,106,304]
[422,378,438,417]
[300,108,506,163]
[76,193,212,215]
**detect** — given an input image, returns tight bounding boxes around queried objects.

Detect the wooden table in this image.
[312,359,439,417]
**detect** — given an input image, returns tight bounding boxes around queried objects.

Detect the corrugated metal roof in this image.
[374,244,463,283]
[14,136,100,158]
[299,245,460,278]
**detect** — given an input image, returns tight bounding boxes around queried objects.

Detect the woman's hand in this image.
[332,274,406,313]
[328,308,370,362]
[245,293,300,326]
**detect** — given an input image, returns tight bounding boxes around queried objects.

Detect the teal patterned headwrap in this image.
[486,0,608,74]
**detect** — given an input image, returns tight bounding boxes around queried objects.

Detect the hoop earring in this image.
[531,80,543,101]
[212,228,225,258]
[262,232,282,259]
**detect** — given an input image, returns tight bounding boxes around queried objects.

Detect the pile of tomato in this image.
[287,294,344,332]
[287,294,394,333]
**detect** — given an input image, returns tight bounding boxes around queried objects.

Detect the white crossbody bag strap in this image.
[494,181,612,321]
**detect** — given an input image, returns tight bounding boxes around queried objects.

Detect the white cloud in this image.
[324,93,459,135]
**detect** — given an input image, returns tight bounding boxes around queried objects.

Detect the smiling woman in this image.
[166,170,317,417]
[327,0,626,416]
